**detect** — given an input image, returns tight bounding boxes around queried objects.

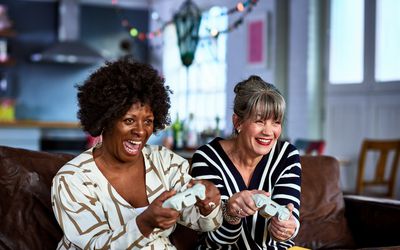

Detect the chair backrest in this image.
[355,139,400,198]
[294,138,326,155]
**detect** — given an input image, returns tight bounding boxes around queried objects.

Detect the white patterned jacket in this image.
[51,145,222,250]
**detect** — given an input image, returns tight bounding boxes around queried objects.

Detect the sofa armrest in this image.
[344,195,400,248]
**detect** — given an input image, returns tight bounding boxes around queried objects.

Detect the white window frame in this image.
[325,0,400,95]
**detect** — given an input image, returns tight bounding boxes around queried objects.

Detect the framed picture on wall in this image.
[246,12,268,69]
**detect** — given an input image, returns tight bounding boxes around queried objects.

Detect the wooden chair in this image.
[355,139,400,198]
[294,138,326,155]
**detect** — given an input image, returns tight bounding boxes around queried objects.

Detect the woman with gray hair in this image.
[191,75,301,249]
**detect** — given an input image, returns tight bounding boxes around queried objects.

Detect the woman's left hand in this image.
[268,203,297,241]
[190,179,221,216]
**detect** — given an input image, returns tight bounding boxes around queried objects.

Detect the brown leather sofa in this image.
[296,156,400,249]
[1,145,399,250]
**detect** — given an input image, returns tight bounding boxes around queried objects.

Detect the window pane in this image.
[375,0,400,82]
[329,0,364,84]
[163,6,227,132]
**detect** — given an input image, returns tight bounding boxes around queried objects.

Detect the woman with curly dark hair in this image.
[51,58,222,249]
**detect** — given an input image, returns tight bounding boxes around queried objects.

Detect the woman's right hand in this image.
[136,190,180,237]
[227,190,270,218]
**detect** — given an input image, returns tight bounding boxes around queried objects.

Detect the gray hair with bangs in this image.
[233,75,285,134]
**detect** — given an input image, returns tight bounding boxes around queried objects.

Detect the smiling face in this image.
[101,102,154,163]
[230,76,285,159]
[235,113,282,157]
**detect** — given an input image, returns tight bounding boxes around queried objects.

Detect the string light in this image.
[210,28,219,37]
[236,2,245,12]
[129,28,138,37]
[113,0,259,42]
[151,11,160,21]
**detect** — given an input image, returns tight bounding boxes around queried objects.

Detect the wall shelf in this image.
[0,28,16,38]
[0,57,16,67]
[0,120,81,129]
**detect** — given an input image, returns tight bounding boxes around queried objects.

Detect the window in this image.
[328,0,364,84]
[328,0,400,85]
[375,0,400,82]
[163,6,227,132]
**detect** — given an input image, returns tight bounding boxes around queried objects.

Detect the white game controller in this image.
[162,183,206,211]
[252,194,290,221]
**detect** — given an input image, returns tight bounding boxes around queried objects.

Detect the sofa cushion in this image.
[294,155,355,249]
[0,146,74,250]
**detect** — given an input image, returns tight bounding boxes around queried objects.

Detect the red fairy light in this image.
[138,33,146,40]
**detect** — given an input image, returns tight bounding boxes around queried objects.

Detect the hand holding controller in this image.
[252,194,290,221]
[162,183,206,211]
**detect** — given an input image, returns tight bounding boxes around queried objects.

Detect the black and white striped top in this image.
[191,137,301,250]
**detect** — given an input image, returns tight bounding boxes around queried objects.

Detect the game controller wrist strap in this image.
[222,201,241,225]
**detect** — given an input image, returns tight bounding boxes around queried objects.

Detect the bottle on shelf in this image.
[184,113,198,150]
[0,5,12,32]
[0,5,16,66]
[214,116,221,137]
[172,113,184,150]
[0,72,15,121]
[0,38,7,62]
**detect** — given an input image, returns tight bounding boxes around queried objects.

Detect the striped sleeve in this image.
[271,143,301,239]
[191,143,243,248]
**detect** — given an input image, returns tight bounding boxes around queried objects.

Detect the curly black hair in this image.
[77,57,171,137]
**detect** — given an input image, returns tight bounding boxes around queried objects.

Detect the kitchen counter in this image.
[0,120,85,152]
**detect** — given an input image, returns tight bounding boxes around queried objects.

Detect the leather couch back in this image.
[295,155,355,249]
[0,146,74,250]
[0,146,356,250]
